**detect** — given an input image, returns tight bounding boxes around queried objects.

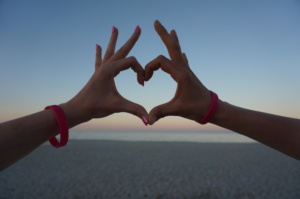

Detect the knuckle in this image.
[127,56,137,63]
[157,55,167,62]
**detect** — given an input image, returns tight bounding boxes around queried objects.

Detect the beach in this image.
[0,140,299,199]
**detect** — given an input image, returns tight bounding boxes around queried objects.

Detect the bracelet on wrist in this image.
[197,91,219,125]
[45,105,69,148]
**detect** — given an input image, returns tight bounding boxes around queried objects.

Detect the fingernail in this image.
[134,25,140,32]
[141,81,144,87]
[141,115,148,126]
[112,26,117,33]
[96,44,100,50]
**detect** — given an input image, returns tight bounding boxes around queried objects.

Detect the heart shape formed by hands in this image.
[116,20,212,126]
[73,21,212,129]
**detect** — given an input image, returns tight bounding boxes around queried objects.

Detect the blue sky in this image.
[0,0,300,131]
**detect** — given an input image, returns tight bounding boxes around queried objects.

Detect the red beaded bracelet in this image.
[197,91,219,125]
[45,105,69,148]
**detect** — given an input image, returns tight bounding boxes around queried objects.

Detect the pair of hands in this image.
[67,20,212,127]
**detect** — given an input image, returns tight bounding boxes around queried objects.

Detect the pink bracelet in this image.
[45,105,69,148]
[197,91,219,125]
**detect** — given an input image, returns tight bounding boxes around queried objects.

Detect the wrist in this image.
[45,105,69,148]
[210,100,233,126]
[59,100,92,129]
[197,91,219,124]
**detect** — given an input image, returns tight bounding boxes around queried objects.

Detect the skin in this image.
[1,20,299,171]
[0,26,148,171]
[145,20,300,160]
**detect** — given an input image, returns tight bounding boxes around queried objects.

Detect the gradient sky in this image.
[0,0,300,132]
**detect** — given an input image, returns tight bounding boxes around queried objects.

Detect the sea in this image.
[69,130,255,143]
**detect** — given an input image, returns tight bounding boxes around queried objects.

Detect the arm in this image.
[212,102,300,160]
[145,20,300,160]
[0,25,148,171]
[0,102,90,171]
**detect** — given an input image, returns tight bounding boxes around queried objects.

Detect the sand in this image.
[0,141,299,199]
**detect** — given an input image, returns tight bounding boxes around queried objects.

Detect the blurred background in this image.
[0,0,299,132]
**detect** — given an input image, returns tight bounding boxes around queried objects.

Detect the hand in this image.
[63,26,148,126]
[145,20,211,125]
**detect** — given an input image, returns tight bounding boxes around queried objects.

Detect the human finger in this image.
[181,53,190,69]
[108,57,145,86]
[95,44,102,71]
[103,26,119,63]
[148,102,176,125]
[170,30,180,45]
[110,25,141,61]
[144,55,181,82]
[170,29,191,69]
[154,20,183,64]
[117,98,149,126]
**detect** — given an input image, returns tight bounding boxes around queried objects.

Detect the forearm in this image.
[0,102,89,171]
[0,109,60,170]
[211,100,300,160]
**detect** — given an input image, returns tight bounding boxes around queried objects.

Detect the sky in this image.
[0,0,300,132]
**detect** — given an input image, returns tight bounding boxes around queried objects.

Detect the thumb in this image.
[118,98,149,126]
[149,102,174,125]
